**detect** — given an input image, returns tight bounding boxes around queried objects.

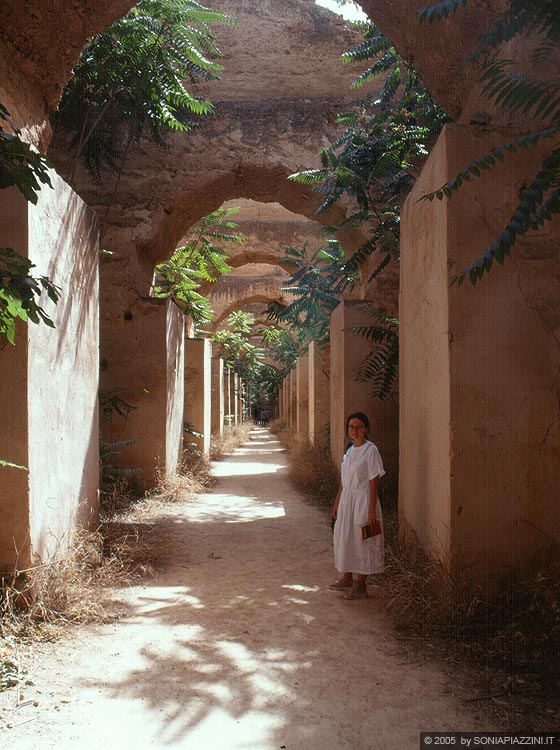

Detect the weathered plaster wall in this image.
[211,356,225,435]
[296,352,310,441]
[330,301,399,482]
[0,0,135,144]
[166,304,185,478]
[309,341,330,450]
[184,338,212,455]
[401,124,560,578]
[0,175,99,569]
[100,298,184,489]
[209,264,292,327]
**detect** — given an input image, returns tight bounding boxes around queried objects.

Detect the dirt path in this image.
[1,428,497,749]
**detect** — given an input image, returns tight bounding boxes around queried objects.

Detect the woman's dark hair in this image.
[345,412,370,436]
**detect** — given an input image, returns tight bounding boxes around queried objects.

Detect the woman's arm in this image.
[368,475,380,526]
[332,484,343,520]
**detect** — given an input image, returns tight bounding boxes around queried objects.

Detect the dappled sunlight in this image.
[212,460,286,477]
[133,588,206,612]
[85,577,325,748]
[186,493,286,523]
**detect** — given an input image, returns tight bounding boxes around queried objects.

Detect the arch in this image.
[213,294,291,328]
[208,263,292,327]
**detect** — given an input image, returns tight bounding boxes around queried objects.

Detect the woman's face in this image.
[348,418,367,445]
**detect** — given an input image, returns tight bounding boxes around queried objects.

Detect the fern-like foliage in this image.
[55,0,236,179]
[211,312,264,374]
[0,247,61,345]
[153,206,241,325]
[346,308,399,400]
[0,104,52,203]
[259,324,299,373]
[290,21,448,280]
[265,240,350,349]
[419,0,560,285]
[418,0,467,23]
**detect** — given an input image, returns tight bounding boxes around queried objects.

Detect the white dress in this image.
[333,440,385,575]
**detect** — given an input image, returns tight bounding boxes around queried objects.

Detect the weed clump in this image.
[269,419,339,505]
[381,520,560,721]
[210,422,253,459]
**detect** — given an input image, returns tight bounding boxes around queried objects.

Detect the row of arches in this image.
[0,0,558,589]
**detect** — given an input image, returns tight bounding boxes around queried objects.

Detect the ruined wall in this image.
[0,175,99,569]
[209,264,292,327]
[0,0,135,144]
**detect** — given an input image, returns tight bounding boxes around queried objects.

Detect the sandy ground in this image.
[0,428,499,749]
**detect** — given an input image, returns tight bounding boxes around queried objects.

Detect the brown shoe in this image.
[329,578,353,590]
[343,583,367,600]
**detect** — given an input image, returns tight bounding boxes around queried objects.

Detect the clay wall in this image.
[100,297,184,489]
[330,301,399,483]
[185,338,212,454]
[308,342,330,450]
[296,352,310,442]
[166,305,185,475]
[401,124,560,578]
[0,175,99,569]
[211,356,225,435]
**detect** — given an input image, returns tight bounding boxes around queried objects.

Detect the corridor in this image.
[0,429,493,749]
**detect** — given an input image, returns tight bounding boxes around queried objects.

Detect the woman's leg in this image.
[329,572,353,589]
[343,573,367,599]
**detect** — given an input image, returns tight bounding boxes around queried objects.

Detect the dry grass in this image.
[0,528,145,636]
[210,422,253,459]
[273,420,560,724]
[0,440,219,652]
[380,519,560,724]
[281,436,339,506]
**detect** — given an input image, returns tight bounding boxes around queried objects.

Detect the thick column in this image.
[233,373,239,426]
[401,123,560,581]
[224,368,232,427]
[309,341,330,450]
[211,355,224,436]
[101,299,184,489]
[0,177,99,569]
[237,378,244,422]
[330,301,398,478]
[289,369,297,428]
[184,338,211,455]
[296,352,310,441]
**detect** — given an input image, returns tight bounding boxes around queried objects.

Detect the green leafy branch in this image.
[153,206,242,326]
[0,104,52,204]
[55,0,236,179]
[0,247,61,344]
[290,21,447,279]
[419,0,560,285]
[346,308,399,400]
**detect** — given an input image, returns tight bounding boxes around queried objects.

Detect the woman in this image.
[330,412,385,600]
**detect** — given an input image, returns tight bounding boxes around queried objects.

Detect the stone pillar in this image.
[211,355,224,436]
[289,369,297,428]
[400,123,560,582]
[237,378,244,422]
[224,367,232,427]
[0,177,99,570]
[100,299,184,490]
[309,341,330,450]
[233,373,239,426]
[296,352,310,441]
[184,338,211,455]
[330,301,398,478]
